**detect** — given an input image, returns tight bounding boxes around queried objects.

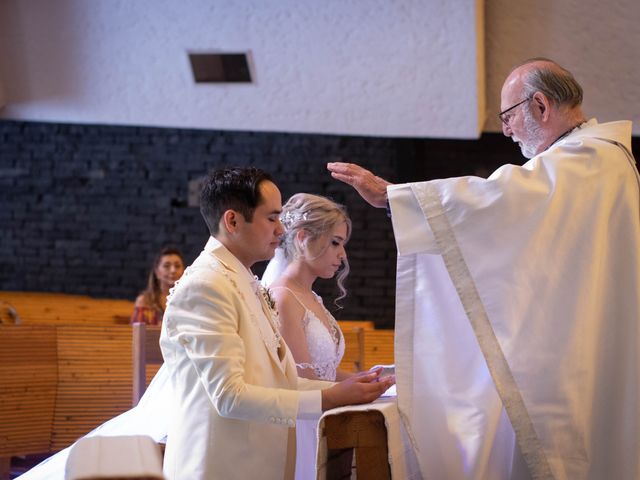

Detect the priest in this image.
[328,58,640,480]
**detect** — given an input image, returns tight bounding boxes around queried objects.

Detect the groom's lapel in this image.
[247,278,288,374]
[206,238,287,375]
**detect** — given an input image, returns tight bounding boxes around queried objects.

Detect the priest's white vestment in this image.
[388,119,640,480]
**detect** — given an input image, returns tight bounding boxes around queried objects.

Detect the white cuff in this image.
[296,390,322,420]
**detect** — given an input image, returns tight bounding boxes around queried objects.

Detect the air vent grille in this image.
[188,53,252,83]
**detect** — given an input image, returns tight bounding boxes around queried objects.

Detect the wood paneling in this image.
[339,326,395,373]
[337,320,375,332]
[0,325,57,457]
[50,325,133,450]
[339,327,364,373]
[362,330,394,371]
[132,324,162,405]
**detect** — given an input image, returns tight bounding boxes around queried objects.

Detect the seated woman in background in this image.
[130,246,184,325]
[262,193,353,381]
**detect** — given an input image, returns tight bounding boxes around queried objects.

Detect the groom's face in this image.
[234,180,284,267]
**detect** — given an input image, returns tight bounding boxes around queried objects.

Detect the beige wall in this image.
[485,0,640,133]
[0,0,638,137]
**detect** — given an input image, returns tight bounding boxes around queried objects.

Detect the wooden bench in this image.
[0,292,135,326]
[339,327,365,373]
[0,323,137,475]
[132,324,163,405]
[361,329,394,371]
[337,320,375,332]
[339,326,395,373]
[0,325,57,479]
[51,325,134,450]
[0,298,395,477]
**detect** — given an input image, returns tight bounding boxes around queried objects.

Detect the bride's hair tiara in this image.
[280,210,309,230]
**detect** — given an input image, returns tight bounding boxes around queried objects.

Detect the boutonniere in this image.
[260,285,278,315]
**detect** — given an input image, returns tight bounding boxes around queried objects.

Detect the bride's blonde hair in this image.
[280,193,351,305]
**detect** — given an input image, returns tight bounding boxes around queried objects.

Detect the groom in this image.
[160,167,393,480]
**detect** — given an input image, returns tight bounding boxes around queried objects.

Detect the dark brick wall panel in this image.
[2,120,637,328]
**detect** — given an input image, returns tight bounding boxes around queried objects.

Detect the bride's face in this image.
[302,221,348,279]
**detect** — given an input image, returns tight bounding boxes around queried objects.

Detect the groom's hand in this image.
[327,162,392,208]
[321,368,395,411]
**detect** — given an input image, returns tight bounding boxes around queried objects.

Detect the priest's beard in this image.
[518,107,547,159]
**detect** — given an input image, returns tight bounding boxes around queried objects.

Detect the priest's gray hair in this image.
[518,57,583,108]
[280,193,351,306]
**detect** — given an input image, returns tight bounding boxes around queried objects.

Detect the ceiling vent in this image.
[188,52,253,83]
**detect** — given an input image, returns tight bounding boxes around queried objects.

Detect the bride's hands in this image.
[369,364,395,377]
[321,368,395,411]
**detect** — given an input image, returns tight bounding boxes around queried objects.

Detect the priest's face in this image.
[514,104,547,159]
[500,71,547,159]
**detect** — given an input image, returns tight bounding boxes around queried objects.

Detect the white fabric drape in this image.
[390,120,640,480]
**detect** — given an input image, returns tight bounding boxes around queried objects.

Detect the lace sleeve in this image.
[296,361,336,381]
[296,362,316,370]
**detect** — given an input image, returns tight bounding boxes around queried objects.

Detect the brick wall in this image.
[2,120,635,327]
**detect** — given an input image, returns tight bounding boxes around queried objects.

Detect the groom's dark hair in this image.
[200,167,274,236]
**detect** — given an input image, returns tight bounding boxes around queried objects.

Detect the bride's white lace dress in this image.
[17,292,344,480]
[272,287,345,381]
[270,287,345,480]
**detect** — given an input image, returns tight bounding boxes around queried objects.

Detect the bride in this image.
[17,193,358,480]
[262,192,353,382]
[262,193,356,480]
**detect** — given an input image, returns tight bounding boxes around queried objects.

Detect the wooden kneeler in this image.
[323,410,391,480]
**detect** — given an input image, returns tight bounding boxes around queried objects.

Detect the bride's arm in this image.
[271,288,318,380]
[334,369,354,381]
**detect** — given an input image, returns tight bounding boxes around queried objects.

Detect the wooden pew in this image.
[132,324,163,405]
[339,327,365,373]
[50,325,134,450]
[337,320,375,332]
[0,323,147,471]
[0,295,395,476]
[0,325,57,479]
[361,329,395,371]
[339,326,395,373]
[0,292,134,326]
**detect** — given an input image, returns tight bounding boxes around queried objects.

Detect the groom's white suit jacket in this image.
[160,237,329,480]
